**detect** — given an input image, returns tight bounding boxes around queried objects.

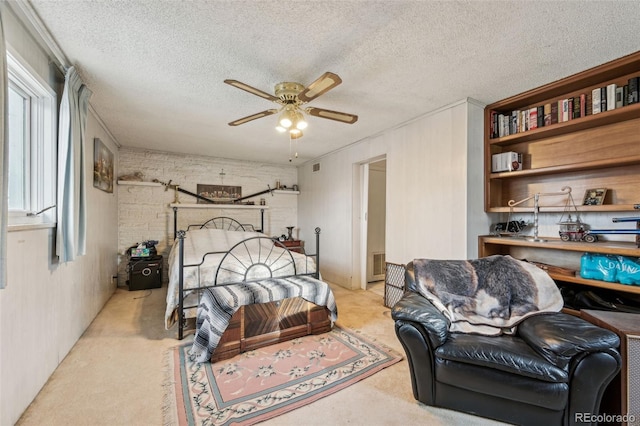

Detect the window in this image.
[6,49,56,225]
[8,82,30,211]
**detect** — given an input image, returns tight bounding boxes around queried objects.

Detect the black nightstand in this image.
[127,255,163,291]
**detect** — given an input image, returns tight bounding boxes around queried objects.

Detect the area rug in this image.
[164,327,402,425]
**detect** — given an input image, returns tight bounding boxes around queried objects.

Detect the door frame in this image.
[353,155,386,290]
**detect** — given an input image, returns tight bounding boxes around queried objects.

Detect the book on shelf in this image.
[561,99,569,122]
[529,107,538,130]
[623,85,629,106]
[491,111,498,138]
[568,98,574,120]
[615,87,624,108]
[592,88,601,114]
[629,76,639,104]
[536,105,544,128]
[510,111,518,135]
[571,96,580,119]
[491,151,522,172]
[579,93,587,117]
[600,87,607,112]
[544,103,551,126]
[607,83,617,111]
[550,102,559,124]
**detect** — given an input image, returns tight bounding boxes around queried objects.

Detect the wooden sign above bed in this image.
[153,179,275,205]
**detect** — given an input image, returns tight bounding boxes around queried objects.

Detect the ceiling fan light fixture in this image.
[275,125,287,132]
[290,129,303,139]
[292,110,307,130]
[279,116,292,128]
[279,107,295,128]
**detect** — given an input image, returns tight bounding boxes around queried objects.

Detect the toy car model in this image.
[558,216,588,242]
[493,220,528,236]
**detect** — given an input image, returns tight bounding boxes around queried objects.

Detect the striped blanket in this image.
[191,275,338,363]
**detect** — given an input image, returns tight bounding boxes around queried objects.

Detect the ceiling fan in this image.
[224,72,358,138]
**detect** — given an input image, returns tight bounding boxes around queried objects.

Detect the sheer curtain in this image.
[0,11,8,288]
[56,66,92,262]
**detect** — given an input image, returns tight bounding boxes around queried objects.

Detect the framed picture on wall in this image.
[93,138,114,193]
[197,184,241,203]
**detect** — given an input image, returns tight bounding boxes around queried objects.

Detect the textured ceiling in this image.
[25,0,640,165]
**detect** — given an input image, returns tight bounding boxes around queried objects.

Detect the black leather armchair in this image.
[392,261,622,426]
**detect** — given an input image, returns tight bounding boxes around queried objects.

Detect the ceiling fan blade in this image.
[306,107,358,124]
[224,79,279,102]
[228,109,278,126]
[297,72,342,103]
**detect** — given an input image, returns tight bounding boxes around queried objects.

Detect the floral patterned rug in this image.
[164,327,402,425]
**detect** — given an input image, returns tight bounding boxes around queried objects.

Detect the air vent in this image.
[313,163,320,172]
[373,252,385,276]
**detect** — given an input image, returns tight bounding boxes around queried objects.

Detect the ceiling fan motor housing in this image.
[275,82,304,103]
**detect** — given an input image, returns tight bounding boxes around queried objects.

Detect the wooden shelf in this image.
[489,155,640,180]
[479,235,640,297]
[117,180,162,187]
[273,190,300,195]
[169,203,268,210]
[488,204,639,214]
[480,235,640,257]
[548,272,640,296]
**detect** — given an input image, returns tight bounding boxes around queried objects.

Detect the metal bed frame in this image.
[172,214,321,340]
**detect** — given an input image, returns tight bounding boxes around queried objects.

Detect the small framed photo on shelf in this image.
[583,188,607,206]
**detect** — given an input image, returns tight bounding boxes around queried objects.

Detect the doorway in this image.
[361,159,386,296]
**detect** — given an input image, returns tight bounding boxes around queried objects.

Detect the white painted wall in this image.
[298,100,491,289]
[0,114,119,426]
[0,6,119,424]
[117,148,299,286]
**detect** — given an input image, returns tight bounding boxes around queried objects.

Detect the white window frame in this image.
[6,47,57,226]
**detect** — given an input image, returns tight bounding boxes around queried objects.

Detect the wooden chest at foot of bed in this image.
[210,297,332,363]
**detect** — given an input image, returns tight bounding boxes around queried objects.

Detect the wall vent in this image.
[313,163,320,172]
[373,252,386,276]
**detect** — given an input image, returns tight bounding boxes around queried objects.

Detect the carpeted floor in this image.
[16,281,508,426]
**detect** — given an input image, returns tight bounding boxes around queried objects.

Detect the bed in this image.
[165,216,338,362]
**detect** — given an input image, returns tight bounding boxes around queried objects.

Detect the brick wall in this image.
[117,148,298,286]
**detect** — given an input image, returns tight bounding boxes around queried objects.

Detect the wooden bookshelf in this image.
[482,51,640,301]
[484,51,640,213]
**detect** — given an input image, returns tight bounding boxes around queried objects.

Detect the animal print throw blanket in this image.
[413,255,563,335]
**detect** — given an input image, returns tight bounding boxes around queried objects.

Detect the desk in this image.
[581,310,640,425]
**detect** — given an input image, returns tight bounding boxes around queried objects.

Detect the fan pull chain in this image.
[288,133,299,162]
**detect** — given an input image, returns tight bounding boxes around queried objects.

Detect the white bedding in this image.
[165,228,316,328]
